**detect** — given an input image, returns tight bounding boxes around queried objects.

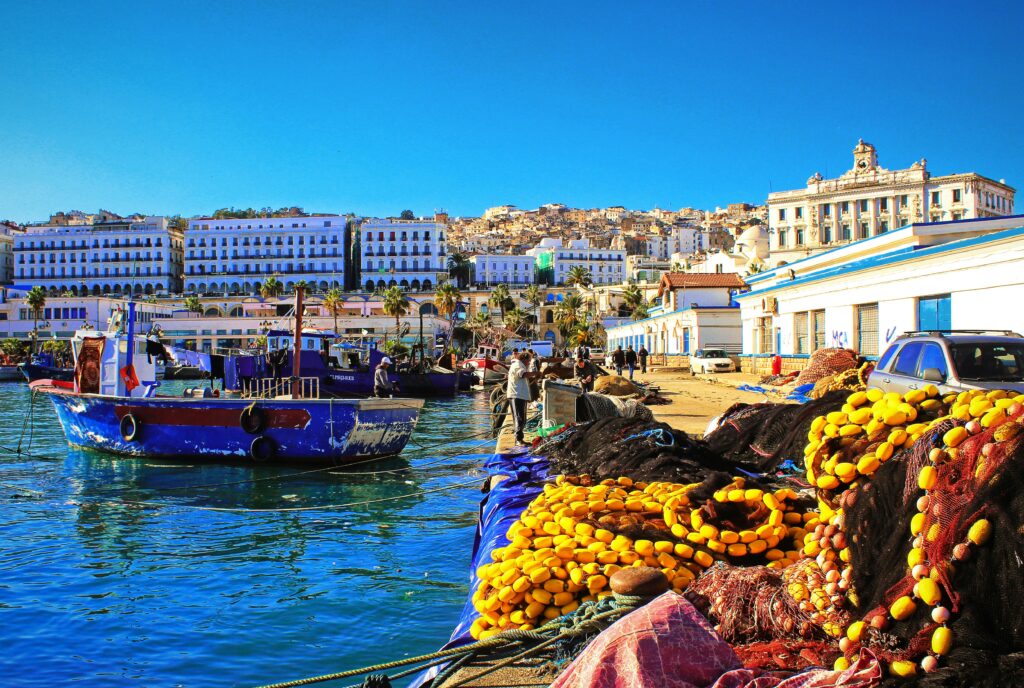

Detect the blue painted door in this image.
[918,295,951,331]
[683,329,690,353]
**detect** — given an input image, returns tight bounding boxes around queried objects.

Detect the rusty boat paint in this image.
[31,380,423,464]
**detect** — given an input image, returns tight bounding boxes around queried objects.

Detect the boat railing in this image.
[242,376,321,399]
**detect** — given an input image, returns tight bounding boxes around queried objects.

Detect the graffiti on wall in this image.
[885,326,899,344]
[831,330,849,348]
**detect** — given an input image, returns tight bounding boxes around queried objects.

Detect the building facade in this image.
[470,254,536,286]
[184,216,347,295]
[15,216,184,295]
[768,140,1016,266]
[528,238,626,286]
[736,215,1024,370]
[0,222,19,284]
[359,218,448,292]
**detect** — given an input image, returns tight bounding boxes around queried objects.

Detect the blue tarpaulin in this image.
[410,451,550,688]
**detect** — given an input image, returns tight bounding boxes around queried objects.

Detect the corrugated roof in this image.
[659,272,747,289]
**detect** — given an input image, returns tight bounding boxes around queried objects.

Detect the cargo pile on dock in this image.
[463,385,1024,685]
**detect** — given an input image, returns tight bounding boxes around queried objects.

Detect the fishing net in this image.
[535,416,745,485]
[794,348,860,386]
[806,362,874,400]
[702,391,849,473]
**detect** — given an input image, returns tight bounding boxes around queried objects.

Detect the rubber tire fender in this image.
[240,405,266,434]
[250,435,275,462]
[120,413,141,442]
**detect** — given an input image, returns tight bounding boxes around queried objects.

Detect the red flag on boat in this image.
[120,364,140,392]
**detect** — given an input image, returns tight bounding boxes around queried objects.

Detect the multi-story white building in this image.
[359,217,448,292]
[14,216,184,295]
[767,140,1016,266]
[184,216,347,295]
[527,238,626,286]
[0,222,19,284]
[470,254,536,286]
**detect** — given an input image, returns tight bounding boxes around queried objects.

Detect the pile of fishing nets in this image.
[807,361,875,400]
[795,348,860,386]
[703,390,849,473]
[536,416,741,484]
[759,371,799,386]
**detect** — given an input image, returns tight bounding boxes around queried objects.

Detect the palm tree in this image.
[26,286,46,353]
[467,311,491,346]
[184,295,203,313]
[447,252,471,288]
[381,285,410,344]
[503,307,528,336]
[521,284,544,336]
[434,282,461,320]
[565,266,593,289]
[631,301,650,321]
[490,283,512,318]
[323,287,344,336]
[554,293,585,337]
[622,284,643,310]
[295,279,310,293]
[260,276,283,299]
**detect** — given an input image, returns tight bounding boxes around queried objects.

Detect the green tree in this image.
[42,339,68,355]
[260,276,283,299]
[295,279,309,293]
[490,283,512,318]
[503,307,528,336]
[631,301,650,321]
[184,295,203,313]
[0,338,28,359]
[521,284,545,336]
[434,282,461,319]
[381,285,410,344]
[554,293,585,339]
[26,286,46,353]
[447,252,471,288]
[565,266,593,289]
[399,210,415,220]
[168,215,189,232]
[323,287,344,336]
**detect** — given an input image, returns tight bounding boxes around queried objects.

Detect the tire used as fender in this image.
[120,413,141,442]
[240,405,266,434]
[250,435,274,462]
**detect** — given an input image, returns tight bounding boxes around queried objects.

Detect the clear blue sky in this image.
[1,1,1021,223]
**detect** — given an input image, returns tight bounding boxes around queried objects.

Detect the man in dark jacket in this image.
[638,345,649,374]
[611,346,626,376]
[625,345,638,380]
[574,357,598,392]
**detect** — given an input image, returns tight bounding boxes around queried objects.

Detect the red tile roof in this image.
[659,272,748,290]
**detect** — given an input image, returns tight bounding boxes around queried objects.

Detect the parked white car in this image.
[690,349,736,375]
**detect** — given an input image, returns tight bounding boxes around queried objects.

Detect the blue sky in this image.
[1,1,1021,222]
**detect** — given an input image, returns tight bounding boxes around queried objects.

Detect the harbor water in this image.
[0,381,494,687]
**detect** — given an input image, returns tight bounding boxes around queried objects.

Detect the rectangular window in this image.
[794,312,809,354]
[757,317,773,354]
[900,194,909,208]
[859,199,868,212]
[823,205,831,218]
[880,198,888,211]
[796,228,805,245]
[918,294,951,331]
[795,207,803,220]
[931,191,941,206]
[879,220,889,233]
[823,225,832,243]
[953,189,961,203]
[778,230,787,247]
[841,201,850,213]
[858,222,869,239]
[812,309,825,351]
[778,209,786,221]
[856,303,879,356]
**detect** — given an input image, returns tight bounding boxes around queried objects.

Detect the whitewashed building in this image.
[470,254,536,286]
[0,223,18,284]
[768,140,1015,266]
[15,216,184,295]
[606,272,747,356]
[527,238,626,286]
[359,217,448,292]
[184,215,347,295]
[737,215,1024,372]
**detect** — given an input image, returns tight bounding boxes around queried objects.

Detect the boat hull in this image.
[33,382,423,464]
[19,363,74,382]
[0,365,23,381]
[465,359,508,383]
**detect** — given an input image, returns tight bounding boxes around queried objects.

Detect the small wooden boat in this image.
[32,290,423,464]
[463,344,509,384]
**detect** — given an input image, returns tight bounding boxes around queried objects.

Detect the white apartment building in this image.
[470,254,536,286]
[768,140,1015,266]
[0,223,18,284]
[527,238,626,286]
[14,216,184,295]
[359,217,448,292]
[644,225,705,260]
[184,216,347,295]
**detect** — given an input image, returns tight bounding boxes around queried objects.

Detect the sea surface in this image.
[0,381,495,687]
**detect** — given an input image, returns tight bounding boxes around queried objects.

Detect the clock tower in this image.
[852,138,878,171]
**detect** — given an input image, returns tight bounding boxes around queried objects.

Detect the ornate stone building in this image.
[767,140,1015,265]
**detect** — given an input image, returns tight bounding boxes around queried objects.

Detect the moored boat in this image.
[32,289,423,464]
[19,352,75,383]
[0,365,22,381]
[463,344,509,384]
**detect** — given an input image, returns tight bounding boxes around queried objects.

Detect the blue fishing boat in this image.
[31,290,423,464]
[19,352,74,383]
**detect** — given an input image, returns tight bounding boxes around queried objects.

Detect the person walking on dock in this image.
[625,345,638,380]
[638,345,649,374]
[611,346,626,377]
[507,352,539,446]
[374,357,398,397]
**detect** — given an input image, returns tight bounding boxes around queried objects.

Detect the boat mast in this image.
[292,285,304,399]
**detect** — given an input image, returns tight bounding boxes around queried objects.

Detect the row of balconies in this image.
[187,250,341,260]
[187,265,340,276]
[186,236,341,248]
[17,269,168,278]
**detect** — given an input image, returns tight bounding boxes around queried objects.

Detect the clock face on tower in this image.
[857,160,868,169]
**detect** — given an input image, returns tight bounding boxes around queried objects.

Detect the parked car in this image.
[690,349,736,375]
[866,331,1024,395]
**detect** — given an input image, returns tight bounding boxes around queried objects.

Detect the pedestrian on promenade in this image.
[507,351,539,445]
[612,346,626,376]
[625,345,638,380]
[638,345,649,374]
